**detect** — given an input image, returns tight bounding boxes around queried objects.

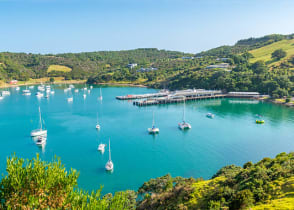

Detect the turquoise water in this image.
[0,85,294,194]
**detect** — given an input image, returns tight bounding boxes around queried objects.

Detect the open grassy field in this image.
[249,39,294,66]
[47,65,72,73]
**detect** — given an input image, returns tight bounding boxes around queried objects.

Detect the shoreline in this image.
[0,79,86,89]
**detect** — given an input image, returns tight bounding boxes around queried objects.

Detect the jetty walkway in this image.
[116,89,262,107]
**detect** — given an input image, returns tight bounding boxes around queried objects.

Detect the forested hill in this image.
[0,34,294,99]
[195,34,294,57]
[0,48,190,81]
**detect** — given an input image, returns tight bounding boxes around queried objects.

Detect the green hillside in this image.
[249,38,294,66]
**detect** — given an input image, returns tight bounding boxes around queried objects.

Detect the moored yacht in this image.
[31,107,47,137]
[178,100,191,130]
[105,138,114,171]
[148,111,159,134]
[22,87,31,96]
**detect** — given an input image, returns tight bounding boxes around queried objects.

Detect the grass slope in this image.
[249,39,294,66]
[47,65,72,73]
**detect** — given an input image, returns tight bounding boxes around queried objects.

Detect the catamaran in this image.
[105,138,114,171]
[148,111,159,134]
[178,100,191,130]
[96,113,100,129]
[31,107,47,137]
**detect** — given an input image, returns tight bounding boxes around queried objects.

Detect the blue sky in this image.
[0,0,294,54]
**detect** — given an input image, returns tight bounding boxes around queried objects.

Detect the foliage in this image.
[272,49,287,60]
[0,154,136,209]
[137,152,294,210]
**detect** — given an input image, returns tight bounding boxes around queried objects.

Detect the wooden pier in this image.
[133,94,226,106]
[116,89,262,107]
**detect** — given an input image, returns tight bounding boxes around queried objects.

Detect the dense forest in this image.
[0,34,294,98]
[1,152,293,209]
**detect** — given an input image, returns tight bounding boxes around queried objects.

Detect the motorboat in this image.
[206,113,215,118]
[105,139,114,171]
[31,107,47,137]
[67,97,73,102]
[178,100,191,130]
[98,143,106,153]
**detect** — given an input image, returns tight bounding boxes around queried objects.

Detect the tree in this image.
[251,61,268,74]
[0,154,136,209]
[271,49,287,60]
[49,77,55,83]
[290,56,294,65]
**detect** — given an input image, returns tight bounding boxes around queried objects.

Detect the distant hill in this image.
[195,34,294,58]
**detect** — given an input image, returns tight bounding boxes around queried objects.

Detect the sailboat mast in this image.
[152,111,155,127]
[183,100,186,122]
[39,107,42,130]
[109,138,111,161]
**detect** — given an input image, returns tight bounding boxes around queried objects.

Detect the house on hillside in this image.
[127,63,137,69]
[182,56,195,60]
[206,63,230,70]
[137,67,158,72]
[216,58,230,61]
[9,80,18,85]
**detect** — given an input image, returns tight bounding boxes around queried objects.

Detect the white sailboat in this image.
[22,86,31,96]
[96,113,100,130]
[1,82,10,96]
[148,111,159,134]
[0,93,3,100]
[105,138,114,171]
[31,107,47,137]
[178,100,191,130]
[98,88,103,100]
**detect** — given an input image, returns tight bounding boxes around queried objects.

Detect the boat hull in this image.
[31,129,47,137]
